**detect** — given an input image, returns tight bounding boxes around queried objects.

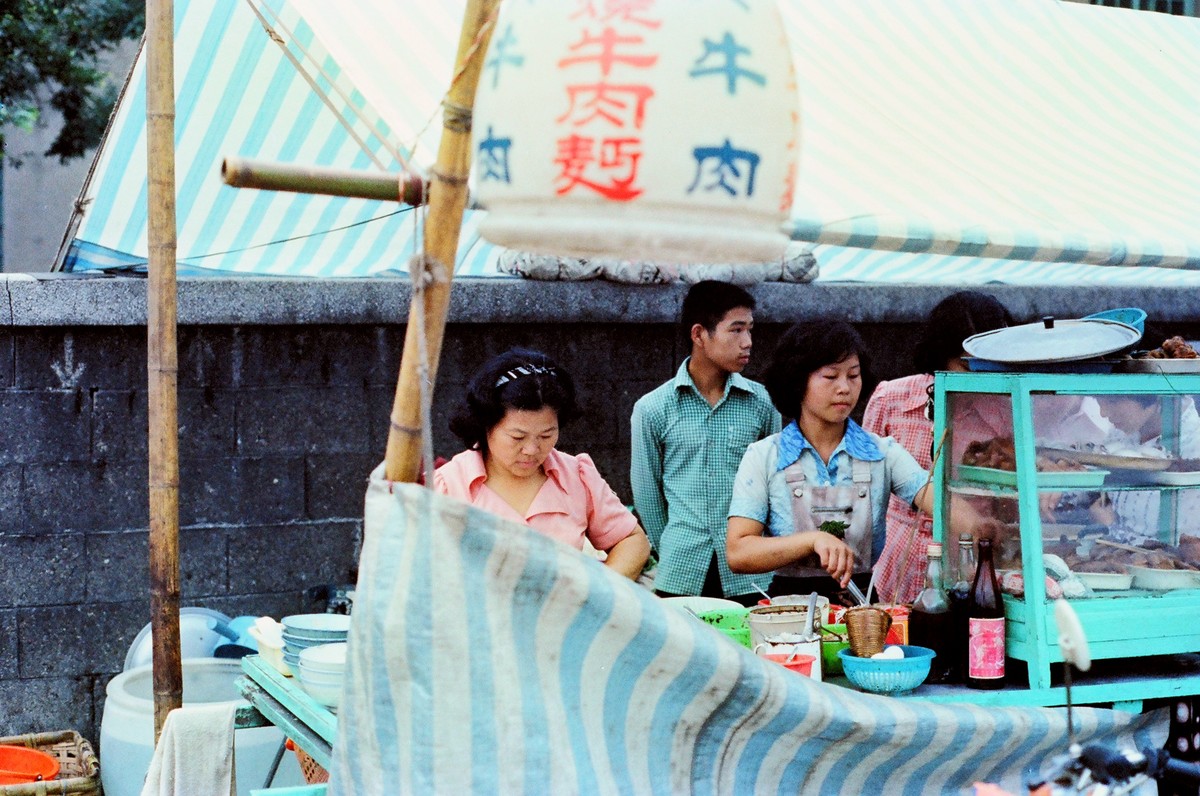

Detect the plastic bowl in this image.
[821,624,850,676]
[0,744,60,785]
[837,645,934,696]
[297,668,344,687]
[1083,308,1146,337]
[696,608,752,649]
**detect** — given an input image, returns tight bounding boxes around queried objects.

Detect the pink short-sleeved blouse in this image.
[433,448,638,552]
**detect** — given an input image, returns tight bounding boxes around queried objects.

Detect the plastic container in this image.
[760,652,816,677]
[1083,308,1146,337]
[695,608,752,649]
[820,623,849,676]
[100,659,304,796]
[746,601,828,649]
[123,607,236,671]
[837,645,935,696]
[0,744,60,785]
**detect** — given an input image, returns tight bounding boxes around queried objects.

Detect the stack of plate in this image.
[297,642,348,710]
[281,614,351,672]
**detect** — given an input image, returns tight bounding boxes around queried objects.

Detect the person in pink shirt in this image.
[863,291,1013,603]
[434,348,651,580]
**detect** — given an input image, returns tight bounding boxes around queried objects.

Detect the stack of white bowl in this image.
[296,642,347,710]
[281,614,350,678]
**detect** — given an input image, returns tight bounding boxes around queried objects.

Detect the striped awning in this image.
[61,0,1200,282]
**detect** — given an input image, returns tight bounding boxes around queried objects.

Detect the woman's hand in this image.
[603,526,651,580]
[727,517,856,583]
[808,531,855,587]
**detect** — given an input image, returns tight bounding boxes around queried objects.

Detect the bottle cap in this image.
[927,543,943,557]
[958,533,973,545]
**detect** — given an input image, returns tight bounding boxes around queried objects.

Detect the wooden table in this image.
[236,655,338,772]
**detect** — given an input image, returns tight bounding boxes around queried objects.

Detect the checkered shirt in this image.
[630,359,781,597]
[862,374,936,603]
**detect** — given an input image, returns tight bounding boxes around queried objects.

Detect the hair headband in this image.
[494,363,557,388]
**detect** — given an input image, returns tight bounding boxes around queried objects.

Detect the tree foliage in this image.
[1,0,144,163]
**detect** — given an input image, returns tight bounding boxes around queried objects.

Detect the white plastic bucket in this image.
[100,659,305,796]
[746,600,829,649]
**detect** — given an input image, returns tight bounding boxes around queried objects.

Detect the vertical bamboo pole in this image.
[145,0,182,737]
[384,0,500,482]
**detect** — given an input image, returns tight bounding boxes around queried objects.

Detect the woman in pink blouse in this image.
[863,292,1012,603]
[434,348,651,579]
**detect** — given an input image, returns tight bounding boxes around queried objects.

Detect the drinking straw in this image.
[752,584,773,603]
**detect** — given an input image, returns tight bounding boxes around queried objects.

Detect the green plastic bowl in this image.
[821,623,849,675]
[697,608,752,650]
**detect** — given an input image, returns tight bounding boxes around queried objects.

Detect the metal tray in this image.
[1144,470,1200,486]
[958,465,1107,489]
[1077,571,1134,591]
[1116,358,1200,374]
[1129,565,1200,591]
[1037,447,1174,472]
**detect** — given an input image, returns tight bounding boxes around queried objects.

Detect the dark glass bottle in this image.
[948,533,976,683]
[908,543,953,684]
[966,538,1005,690]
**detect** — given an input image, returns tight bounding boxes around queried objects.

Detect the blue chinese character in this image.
[485,24,525,88]
[688,139,760,197]
[478,126,513,183]
[688,32,766,94]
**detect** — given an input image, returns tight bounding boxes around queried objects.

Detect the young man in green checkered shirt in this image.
[631,281,781,605]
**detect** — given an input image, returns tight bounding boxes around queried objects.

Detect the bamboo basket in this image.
[844,606,892,658]
[0,730,100,796]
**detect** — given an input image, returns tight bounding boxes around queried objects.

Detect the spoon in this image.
[845,579,869,607]
[751,584,772,604]
[784,643,804,664]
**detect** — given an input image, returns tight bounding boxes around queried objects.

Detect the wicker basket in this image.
[0,730,100,796]
[844,606,892,658]
[286,739,330,784]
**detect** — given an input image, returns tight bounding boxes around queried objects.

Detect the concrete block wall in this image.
[2,274,1197,743]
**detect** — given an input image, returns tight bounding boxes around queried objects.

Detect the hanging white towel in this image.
[139,702,237,796]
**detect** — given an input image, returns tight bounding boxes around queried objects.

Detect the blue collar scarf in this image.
[777,419,883,471]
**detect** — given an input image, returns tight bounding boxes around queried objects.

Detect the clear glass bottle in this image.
[966,538,1005,690]
[908,543,953,684]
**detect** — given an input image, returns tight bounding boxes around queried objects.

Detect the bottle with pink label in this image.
[966,537,1005,690]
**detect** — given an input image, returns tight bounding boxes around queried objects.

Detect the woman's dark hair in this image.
[913,291,1013,374]
[763,319,869,418]
[448,348,580,452]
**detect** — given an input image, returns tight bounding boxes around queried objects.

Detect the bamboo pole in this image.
[384,0,500,483]
[145,0,182,738]
[222,157,427,205]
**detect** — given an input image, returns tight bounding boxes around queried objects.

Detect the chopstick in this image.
[1095,539,1146,555]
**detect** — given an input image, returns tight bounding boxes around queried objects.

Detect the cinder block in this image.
[227,521,358,594]
[305,453,378,519]
[0,391,91,465]
[93,389,237,461]
[236,387,371,456]
[177,327,238,388]
[19,601,147,678]
[180,456,304,526]
[0,466,20,534]
[200,590,310,623]
[0,676,93,739]
[20,460,148,533]
[85,527,228,603]
[0,331,13,388]
[0,535,87,607]
[0,610,16,678]
[234,328,381,388]
[365,326,405,387]
[14,328,141,389]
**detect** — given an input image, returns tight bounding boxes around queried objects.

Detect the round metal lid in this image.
[963,317,1141,364]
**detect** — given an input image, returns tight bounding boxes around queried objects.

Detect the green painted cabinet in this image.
[930,371,1200,705]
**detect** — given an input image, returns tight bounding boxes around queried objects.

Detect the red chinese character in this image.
[558,27,657,77]
[554,135,643,201]
[574,0,661,28]
[557,82,654,129]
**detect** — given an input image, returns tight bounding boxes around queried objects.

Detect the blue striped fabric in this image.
[62,0,1200,282]
[330,474,1165,794]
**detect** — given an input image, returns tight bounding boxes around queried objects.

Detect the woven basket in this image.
[287,739,330,784]
[0,731,100,796]
[844,606,892,658]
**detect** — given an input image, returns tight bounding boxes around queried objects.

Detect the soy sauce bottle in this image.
[966,538,1005,690]
[948,533,976,683]
[908,543,953,684]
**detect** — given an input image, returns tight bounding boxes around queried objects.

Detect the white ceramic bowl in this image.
[298,668,344,686]
[300,643,347,667]
[281,614,352,639]
[298,677,342,709]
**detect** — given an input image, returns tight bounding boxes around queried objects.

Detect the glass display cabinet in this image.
[931,370,1200,707]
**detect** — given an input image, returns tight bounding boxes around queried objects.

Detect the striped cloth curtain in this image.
[329,466,1165,794]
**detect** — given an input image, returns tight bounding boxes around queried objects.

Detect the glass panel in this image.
[946,392,1013,480]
